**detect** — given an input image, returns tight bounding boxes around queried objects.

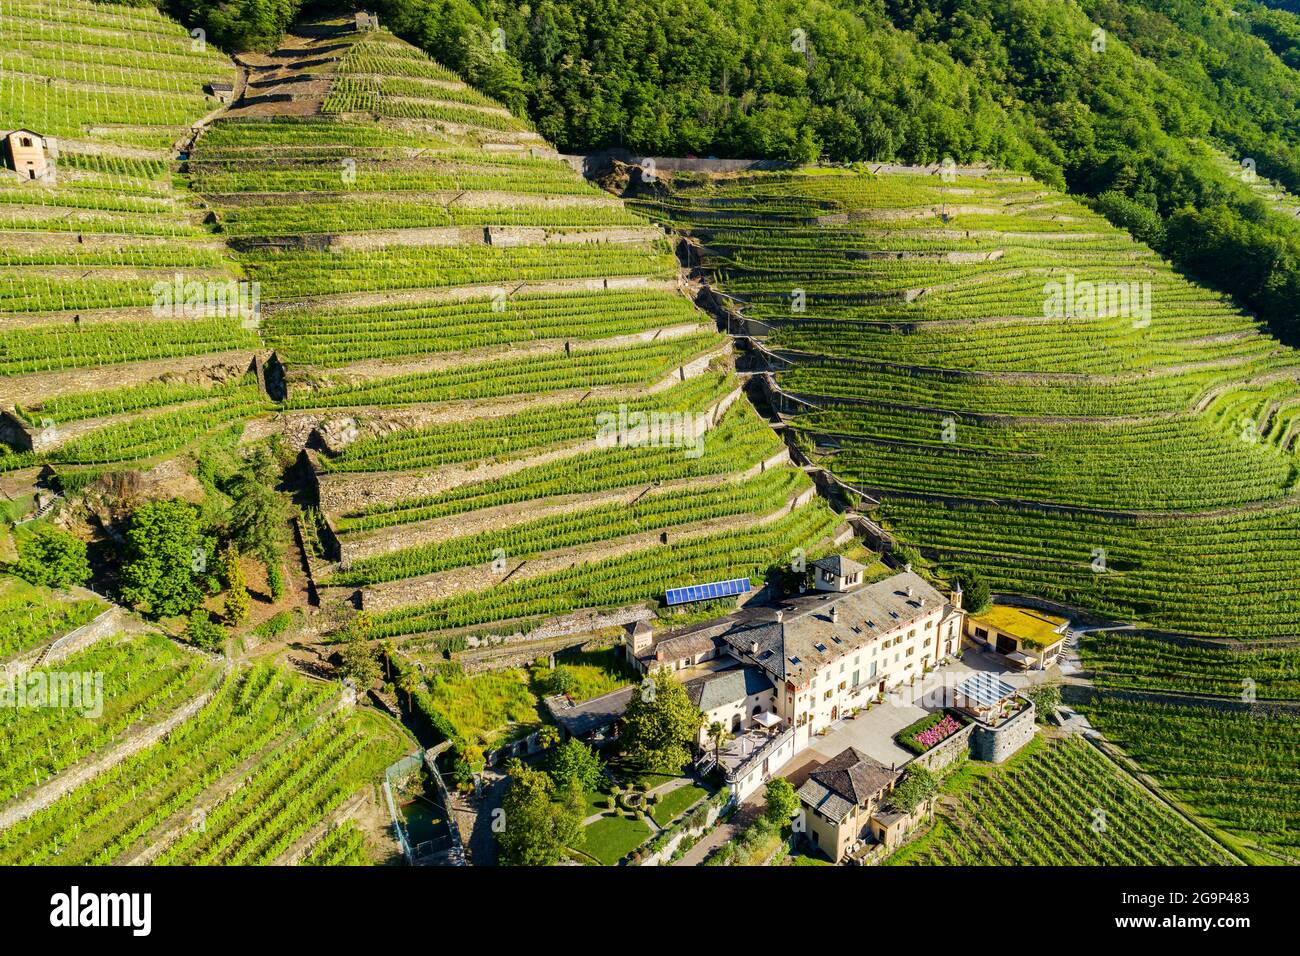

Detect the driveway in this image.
[797,649,1049,771]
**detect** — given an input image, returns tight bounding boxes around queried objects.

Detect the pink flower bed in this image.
[914,715,962,749]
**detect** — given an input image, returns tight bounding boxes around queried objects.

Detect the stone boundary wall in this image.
[909,720,975,773]
[0,606,121,677]
[340,462,745,566]
[359,481,810,612]
[317,376,742,518]
[0,350,262,410]
[562,152,1002,181]
[970,701,1036,763]
[236,225,665,254]
[639,795,732,866]
[452,632,598,674]
[429,604,655,654]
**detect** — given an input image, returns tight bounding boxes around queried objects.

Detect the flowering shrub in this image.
[914,715,962,749]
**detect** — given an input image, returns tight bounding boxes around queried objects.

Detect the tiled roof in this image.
[811,554,867,577]
[685,667,773,712]
[721,570,951,685]
[797,747,900,822]
[637,617,733,663]
[547,685,636,738]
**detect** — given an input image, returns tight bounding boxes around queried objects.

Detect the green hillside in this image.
[636,166,1300,639]
[0,0,267,475]
[187,22,840,645]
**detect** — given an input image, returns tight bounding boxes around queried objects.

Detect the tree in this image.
[225,448,289,565]
[887,764,939,816]
[338,631,381,691]
[953,568,991,613]
[1027,683,1062,722]
[706,720,731,761]
[453,744,486,791]
[618,670,702,773]
[537,725,561,750]
[497,760,584,865]
[11,526,90,589]
[265,560,285,602]
[186,608,225,651]
[221,546,250,625]
[546,666,577,696]
[397,670,422,711]
[119,501,215,618]
[764,777,800,827]
[549,738,604,792]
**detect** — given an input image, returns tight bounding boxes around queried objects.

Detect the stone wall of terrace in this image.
[970,700,1036,763]
[337,432,780,567]
[315,376,743,518]
[446,603,655,651]
[0,350,263,409]
[358,483,810,612]
[909,719,975,773]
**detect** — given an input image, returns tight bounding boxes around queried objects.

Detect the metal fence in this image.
[383,753,424,864]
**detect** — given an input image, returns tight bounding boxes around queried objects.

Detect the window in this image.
[906,647,915,657]
[925,620,933,629]
[824,689,833,701]
[908,629,916,639]
[839,663,845,673]
[852,670,859,687]
[838,681,846,691]
[868,661,877,678]
[975,627,988,640]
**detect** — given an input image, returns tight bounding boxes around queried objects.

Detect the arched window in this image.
[731,714,742,732]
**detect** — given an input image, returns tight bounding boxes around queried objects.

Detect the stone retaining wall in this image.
[0,667,225,832]
[910,720,975,773]
[970,701,1036,763]
[1,606,121,677]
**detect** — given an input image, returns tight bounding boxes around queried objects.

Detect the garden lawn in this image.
[650,783,709,827]
[582,787,612,817]
[579,814,651,865]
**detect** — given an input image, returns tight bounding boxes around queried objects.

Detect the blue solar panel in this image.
[665,577,751,606]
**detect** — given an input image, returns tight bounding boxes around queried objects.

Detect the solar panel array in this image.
[955,672,1019,708]
[664,577,751,607]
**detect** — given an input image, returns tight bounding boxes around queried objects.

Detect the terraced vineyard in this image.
[185,18,840,644]
[0,0,264,475]
[0,576,103,659]
[636,167,1300,639]
[0,657,406,865]
[0,631,216,802]
[1,7,840,645]
[886,736,1236,865]
[1085,698,1300,863]
[1080,633,1300,699]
